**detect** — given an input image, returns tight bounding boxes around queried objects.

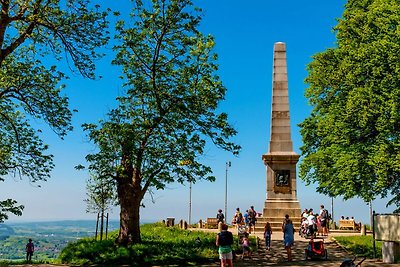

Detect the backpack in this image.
[217,213,224,222]
[249,209,257,222]
[321,209,329,219]
[236,212,243,224]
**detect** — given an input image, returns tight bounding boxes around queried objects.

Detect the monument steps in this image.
[255,216,301,232]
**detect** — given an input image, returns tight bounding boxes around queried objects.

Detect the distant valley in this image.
[0,220,119,261]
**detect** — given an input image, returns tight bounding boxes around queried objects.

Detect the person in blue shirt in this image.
[282,214,294,261]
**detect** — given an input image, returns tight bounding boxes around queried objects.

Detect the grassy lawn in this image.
[334,235,382,258]
[58,222,256,266]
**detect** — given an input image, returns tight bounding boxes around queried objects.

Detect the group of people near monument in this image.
[231,206,258,234]
[215,212,295,266]
[215,205,331,265]
[300,204,330,239]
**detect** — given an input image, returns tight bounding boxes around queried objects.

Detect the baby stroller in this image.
[300,224,315,239]
[340,257,366,267]
[304,240,328,260]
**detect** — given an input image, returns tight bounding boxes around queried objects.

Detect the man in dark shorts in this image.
[320,204,329,236]
[26,238,34,262]
[248,206,257,234]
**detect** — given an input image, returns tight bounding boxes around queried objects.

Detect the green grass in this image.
[59,222,254,266]
[0,259,58,266]
[334,235,382,258]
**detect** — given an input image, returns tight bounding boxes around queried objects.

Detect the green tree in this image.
[299,0,400,212]
[0,0,109,220]
[82,0,240,245]
[84,172,116,240]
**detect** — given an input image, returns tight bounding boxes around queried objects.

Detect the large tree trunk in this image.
[116,178,142,246]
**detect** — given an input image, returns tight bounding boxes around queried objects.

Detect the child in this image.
[264,222,272,251]
[241,232,252,259]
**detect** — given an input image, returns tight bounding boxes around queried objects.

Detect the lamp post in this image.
[224,161,231,223]
[189,178,192,225]
[331,197,334,229]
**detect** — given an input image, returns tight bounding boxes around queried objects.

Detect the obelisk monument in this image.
[261,42,301,227]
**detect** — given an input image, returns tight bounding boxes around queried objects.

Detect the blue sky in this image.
[2,0,395,225]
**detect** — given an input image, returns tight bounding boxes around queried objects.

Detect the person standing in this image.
[263,222,272,251]
[216,223,234,267]
[243,210,250,230]
[217,209,225,224]
[233,208,243,229]
[25,238,34,263]
[248,206,257,234]
[319,204,329,236]
[282,214,294,262]
[307,210,316,239]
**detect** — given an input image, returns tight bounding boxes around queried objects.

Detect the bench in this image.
[339,219,356,230]
[205,218,219,229]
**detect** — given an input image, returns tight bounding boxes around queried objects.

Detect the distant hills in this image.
[0,224,15,240]
[0,220,120,260]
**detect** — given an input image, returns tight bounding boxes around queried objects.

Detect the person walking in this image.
[216,223,234,267]
[263,222,272,251]
[282,214,294,262]
[240,232,252,259]
[25,238,34,263]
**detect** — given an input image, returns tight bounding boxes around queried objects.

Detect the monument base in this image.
[255,198,301,232]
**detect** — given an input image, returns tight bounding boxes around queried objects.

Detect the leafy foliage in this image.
[0,199,23,223]
[0,0,109,221]
[82,0,240,245]
[84,173,117,214]
[299,0,400,212]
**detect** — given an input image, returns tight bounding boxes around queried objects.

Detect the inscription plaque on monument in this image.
[274,170,291,193]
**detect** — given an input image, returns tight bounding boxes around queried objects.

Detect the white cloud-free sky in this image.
[2,0,395,225]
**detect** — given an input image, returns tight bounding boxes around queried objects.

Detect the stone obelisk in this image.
[261,42,301,228]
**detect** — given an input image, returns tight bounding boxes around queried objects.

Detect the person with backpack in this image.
[217,209,225,224]
[320,204,329,236]
[216,224,234,267]
[233,208,243,230]
[248,206,257,234]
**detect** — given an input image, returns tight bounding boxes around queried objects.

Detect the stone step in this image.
[253,216,302,232]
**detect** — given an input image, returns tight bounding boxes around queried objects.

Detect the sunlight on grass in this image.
[334,235,382,258]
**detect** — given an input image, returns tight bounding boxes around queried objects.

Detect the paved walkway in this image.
[199,229,395,267]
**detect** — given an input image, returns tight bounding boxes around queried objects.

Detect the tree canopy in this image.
[82,0,240,245]
[0,0,109,221]
[299,0,400,212]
